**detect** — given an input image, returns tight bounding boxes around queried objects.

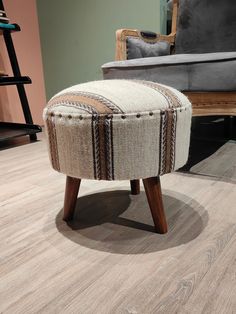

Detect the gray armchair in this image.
[102,0,236,117]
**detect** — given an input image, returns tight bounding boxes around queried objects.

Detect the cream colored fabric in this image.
[43,79,192,180]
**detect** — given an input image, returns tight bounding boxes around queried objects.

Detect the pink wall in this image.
[0,0,46,125]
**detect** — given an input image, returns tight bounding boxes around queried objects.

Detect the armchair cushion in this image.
[102,52,236,92]
[126,37,170,59]
[175,0,236,54]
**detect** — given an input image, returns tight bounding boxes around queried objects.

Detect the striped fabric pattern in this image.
[43,80,192,180]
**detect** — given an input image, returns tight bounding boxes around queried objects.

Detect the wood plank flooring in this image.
[0,135,236,313]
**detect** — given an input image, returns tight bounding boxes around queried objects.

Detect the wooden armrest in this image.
[115,29,176,61]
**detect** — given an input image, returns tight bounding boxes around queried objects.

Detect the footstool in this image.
[43,79,192,233]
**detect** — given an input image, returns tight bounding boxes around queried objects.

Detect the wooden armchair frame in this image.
[114,0,236,117]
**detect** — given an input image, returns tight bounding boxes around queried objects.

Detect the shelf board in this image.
[0,76,31,86]
[0,122,42,142]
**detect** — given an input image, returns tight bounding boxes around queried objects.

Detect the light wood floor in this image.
[0,134,236,313]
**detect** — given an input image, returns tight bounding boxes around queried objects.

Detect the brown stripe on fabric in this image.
[98,115,107,179]
[131,80,182,109]
[104,116,114,180]
[96,115,114,180]
[159,111,167,175]
[48,94,113,114]
[70,91,124,113]
[170,110,177,171]
[159,109,177,175]
[48,100,96,114]
[91,114,114,180]
[45,115,60,171]
[110,118,115,180]
[49,91,123,114]
[155,84,182,109]
[92,115,101,179]
[165,110,174,173]
[91,115,98,179]
[158,113,163,176]
[51,103,96,114]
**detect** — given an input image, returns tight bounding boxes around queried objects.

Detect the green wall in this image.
[160,0,167,34]
[37,0,161,99]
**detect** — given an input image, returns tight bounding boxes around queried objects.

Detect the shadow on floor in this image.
[55,189,208,254]
[181,116,236,171]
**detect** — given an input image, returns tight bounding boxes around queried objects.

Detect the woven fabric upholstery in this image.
[43,80,192,180]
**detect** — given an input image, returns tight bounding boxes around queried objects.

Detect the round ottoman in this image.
[44,79,192,233]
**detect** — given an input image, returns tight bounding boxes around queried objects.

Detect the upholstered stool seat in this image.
[44,79,192,233]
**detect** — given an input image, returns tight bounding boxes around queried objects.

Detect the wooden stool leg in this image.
[142,176,168,234]
[63,176,81,221]
[130,179,140,195]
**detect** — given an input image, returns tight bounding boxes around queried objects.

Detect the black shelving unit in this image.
[0,0,41,142]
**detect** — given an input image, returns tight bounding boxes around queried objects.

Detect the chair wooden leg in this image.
[142,176,168,234]
[63,176,81,221]
[130,179,140,195]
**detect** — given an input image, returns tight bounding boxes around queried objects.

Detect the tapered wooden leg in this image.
[142,176,168,234]
[130,179,140,195]
[63,176,81,221]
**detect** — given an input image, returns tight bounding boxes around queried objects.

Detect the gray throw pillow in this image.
[127,37,171,59]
